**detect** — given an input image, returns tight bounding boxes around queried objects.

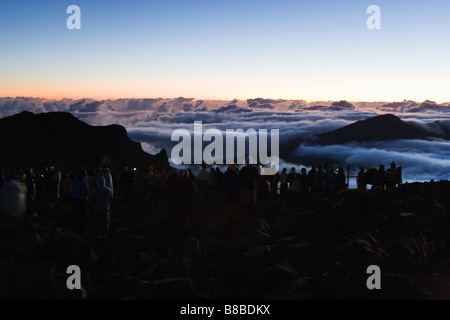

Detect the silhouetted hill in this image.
[0,111,170,170]
[315,114,439,145]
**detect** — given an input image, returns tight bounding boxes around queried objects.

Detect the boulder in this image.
[14,262,56,299]
[234,218,272,239]
[136,278,205,300]
[239,230,273,250]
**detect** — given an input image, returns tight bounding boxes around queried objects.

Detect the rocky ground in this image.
[1,181,450,300]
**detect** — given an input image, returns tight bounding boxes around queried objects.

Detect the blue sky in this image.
[1,0,450,101]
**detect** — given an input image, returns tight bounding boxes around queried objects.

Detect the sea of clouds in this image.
[1,97,450,183]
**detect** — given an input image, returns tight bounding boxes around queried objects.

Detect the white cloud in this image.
[1,97,450,183]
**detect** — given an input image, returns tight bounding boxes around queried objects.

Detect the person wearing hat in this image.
[239,156,259,204]
[385,161,398,189]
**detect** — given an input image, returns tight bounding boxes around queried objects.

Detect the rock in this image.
[264,276,314,299]
[0,257,16,296]
[287,242,312,260]
[239,230,273,250]
[275,236,298,246]
[46,272,88,300]
[201,217,235,241]
[291,210,320,235]
[14,262,56,299]
[292,210,317,223]
[182,237,203,260]
[243,245,272,258]
[136,278,205,299]
[234,218,272,239]
[89,249,99,262]
[190,277,216,298]
[205,238,233,259]
[152,243,173,260]
[334,240,365,266]
[114,226,132,233]
[277,217,298,233]
[253,262,297,286]
[248,262,298,295]
[137,251,156,263]
[243,245,274,273]
[283,277,314,299]
[400,212,416,217]
[361,272,425,299]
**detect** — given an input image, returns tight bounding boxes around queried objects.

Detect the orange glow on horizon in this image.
[1,78,449,104]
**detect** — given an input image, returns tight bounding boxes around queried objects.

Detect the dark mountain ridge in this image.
[0,111,169,171]
[315,114,445,145]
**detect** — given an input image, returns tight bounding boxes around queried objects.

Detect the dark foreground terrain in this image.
[1,181,450,300]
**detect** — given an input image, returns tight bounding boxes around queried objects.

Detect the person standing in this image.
[279,168,288,196]
[71,168,89,234]
[385,161,398,189]
[91,177,113,239]
[239,157,259,204]
[357,167,367,190]
[24,168,37,216]
[103,167,114,196]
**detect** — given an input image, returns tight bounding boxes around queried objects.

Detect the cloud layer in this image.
[1,97,450,183]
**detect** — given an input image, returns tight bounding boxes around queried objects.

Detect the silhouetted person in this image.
[187,169,195,184]
[151,169,163,204]
[120,166,135,203]
[215,167,224,194]
[0,169,4,210]
[103,167,114,196]
[60,171,72,205]
[0,168,5,188]
[257,175,271,200]
[179,169,193,216]
[223,164,240,206]
[300,168,309,193]
[71,168,89,234]
[279,168,288,196]
[324,167,334,191]
[197,163,209,195]
[92,177,113,239]
[335,167,347,191]
[18,169,26,183]
[287,167,296,187]
[207,167,217,194]
[239,158,259,204]
[110,168,118,199]
[314,164,325,192]
[46,166,61,204]
[308,166,317,192]
[288,173,302,193]
[385,161,398,189]
[143,166,155,201]
[3,171,27,223]
[165,168,183,220]
[24,168,37,216]
[372,165,385,190]
[270,171,280,195]
[35,171,46,210]
[357,167,366,190]
[91,168,104,192]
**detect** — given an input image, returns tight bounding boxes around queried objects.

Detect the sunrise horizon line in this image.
[1,95,449,105]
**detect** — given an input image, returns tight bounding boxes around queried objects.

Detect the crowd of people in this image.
[0,166,125,239]
[0,160,403,238]
[356,161,403,190]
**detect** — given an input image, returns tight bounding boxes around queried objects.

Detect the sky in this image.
[1,0,450,101]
